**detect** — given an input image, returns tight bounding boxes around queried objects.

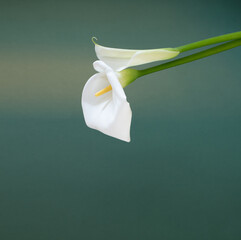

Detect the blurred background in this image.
[0,0,241,239]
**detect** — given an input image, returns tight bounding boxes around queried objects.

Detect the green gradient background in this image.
[1,0,241,239]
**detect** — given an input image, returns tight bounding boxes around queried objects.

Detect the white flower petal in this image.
[93,60,112,73]
[82,67,132,142]
[128,49,179,66]
[95,43,180,71]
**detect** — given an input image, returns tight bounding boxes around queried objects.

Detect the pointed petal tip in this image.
[113,134,131,143]
[126,138,131,143]
[92,37,99,45]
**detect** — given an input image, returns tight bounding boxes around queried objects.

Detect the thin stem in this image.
[175,31,241,53]
[139,39,241,77]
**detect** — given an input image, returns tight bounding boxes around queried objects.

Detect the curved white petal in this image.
[82,61,132,142]
[95,43,180,71]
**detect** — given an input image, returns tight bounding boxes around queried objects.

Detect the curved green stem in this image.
[139,39,241,77]
[175,31,241,53]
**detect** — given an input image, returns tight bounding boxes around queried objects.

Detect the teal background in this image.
[0,0,241,239]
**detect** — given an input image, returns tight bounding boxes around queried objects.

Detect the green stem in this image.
[139,39,241,77]
[175,31,241,53]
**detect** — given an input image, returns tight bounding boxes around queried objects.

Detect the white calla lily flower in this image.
[82,39,180,142]
[82,32,241,141]
[82,61,132,142]
[93,38,180,71]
